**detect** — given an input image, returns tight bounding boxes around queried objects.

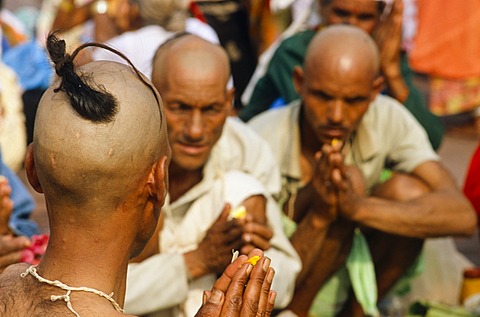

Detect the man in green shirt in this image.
[241,0,444,151]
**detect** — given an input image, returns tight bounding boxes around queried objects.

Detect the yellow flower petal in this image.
[246,256,261,266]
[229,206,247,220]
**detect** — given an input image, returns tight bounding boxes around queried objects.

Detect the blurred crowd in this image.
[1,0,480,316]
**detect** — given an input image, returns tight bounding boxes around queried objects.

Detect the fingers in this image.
[195,289,226,317]
[220,262,253,316]
[0,235,30,272]
[240,257,274,317]
[242,222,273,250]
[264,291,276,317]
[0,250,22,272]
[256,269,276,317]
[0,179,13,235]
[218,203,232,222]
[211,254,249,294]
[198,249,272,317]
[0,235,30,256]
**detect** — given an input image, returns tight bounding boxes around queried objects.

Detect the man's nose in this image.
[342,16,359,28]
[185,110,204,141]
[329,100,344,124]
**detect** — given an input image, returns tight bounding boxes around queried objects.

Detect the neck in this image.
[168,163,203,202]
[37,205,134,308]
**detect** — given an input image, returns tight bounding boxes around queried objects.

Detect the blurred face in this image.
[109,0,139,32]
[295,63,380,146]
[159,67,232,173]
[321,0,382,34]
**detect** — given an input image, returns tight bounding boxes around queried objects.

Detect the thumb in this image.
[217,203,232,222]
[195,290,225,317]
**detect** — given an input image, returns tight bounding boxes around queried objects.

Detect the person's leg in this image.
[287,218,356,317]
[337,173,429,317]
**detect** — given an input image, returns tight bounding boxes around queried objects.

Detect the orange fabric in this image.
[409,0,480,79]
[1,21,27,47]
[429,76,480,115]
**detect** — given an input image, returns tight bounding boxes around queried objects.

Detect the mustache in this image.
[319,124,349,133]
[176,137,208,146]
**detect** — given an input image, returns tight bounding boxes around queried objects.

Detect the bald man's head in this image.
[150,34,233,173]
[33,60,168,209]
[151,34,231,92]
[294,25,383,147]
[304,24,380,82]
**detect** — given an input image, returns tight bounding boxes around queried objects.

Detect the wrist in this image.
[183,250,208,280]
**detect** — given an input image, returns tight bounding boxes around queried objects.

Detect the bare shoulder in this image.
[0,264,69,316]
[0,263,35,316]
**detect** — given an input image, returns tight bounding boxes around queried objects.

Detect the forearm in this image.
[384,69,409,103]
[52,3,91,31]
[352,191,476,238]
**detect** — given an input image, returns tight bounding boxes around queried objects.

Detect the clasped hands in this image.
[309,139,365,223]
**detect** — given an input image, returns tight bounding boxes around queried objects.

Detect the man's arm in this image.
[344,161,477,238]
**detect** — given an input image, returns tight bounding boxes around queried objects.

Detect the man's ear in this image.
[147,156,168,208]
[225,86,235,116]
[293,66,305,96]
[25,144,43,193]
[370,75,385,100]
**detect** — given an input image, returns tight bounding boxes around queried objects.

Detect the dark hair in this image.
[46,32,160,123]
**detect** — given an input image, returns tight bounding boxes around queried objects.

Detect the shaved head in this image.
[152,34,230,92]
[34,61,168,209]
[304,24,380,82]
[295,25,383,147]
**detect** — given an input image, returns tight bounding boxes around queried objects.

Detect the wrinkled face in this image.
[321,0,382,34]
[160,67,231,173]
[297,62,378,145]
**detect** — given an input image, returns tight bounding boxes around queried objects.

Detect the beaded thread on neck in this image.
[21,265,125,317]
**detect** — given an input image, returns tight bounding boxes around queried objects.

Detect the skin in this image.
[142,35,274,280]
[52,0,140,42]
[320,0,409,102]
[284,25,476,316]
[0,61,169,316]
[0,57,276,316]
[0,177,31,273]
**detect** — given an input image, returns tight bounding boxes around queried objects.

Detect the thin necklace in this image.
[21,265,125,317]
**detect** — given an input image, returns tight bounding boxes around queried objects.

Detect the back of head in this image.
[304,24,380,81]
[34,34,167,210]
[138,0,187,32]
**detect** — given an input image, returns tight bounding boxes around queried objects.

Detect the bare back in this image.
[0,264,132,317]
